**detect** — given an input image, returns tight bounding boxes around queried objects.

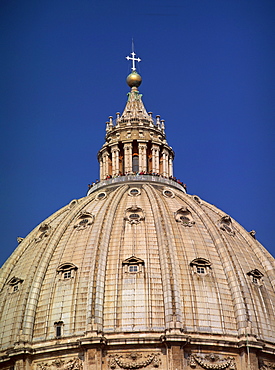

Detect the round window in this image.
[163,189,174,198]
[130,188,139,196]
[97,192,106,200]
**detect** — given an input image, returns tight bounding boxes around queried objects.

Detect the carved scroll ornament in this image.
[189,354,236,370]
[108,352,161,369]
[259,359,275,370]
[37,357,82,370]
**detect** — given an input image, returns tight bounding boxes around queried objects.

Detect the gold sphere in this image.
[126,71,142,88]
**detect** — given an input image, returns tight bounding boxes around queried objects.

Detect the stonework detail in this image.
[124,205,145,224]
[69,199,78,208]
[218,215,235,235]
[259,359,275,370]
[74,211,94,230]
[189,354,236,369]
[108,352,161,369]
[37,357,82,370]
[175,207,195,227]
[35,222,51,242]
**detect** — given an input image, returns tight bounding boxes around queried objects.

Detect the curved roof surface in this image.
[1,177,274,351]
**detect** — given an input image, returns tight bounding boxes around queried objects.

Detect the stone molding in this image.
[36,357,82,370]
[189,353,236,370]
[108,352,161,369]
[259,359,275,370]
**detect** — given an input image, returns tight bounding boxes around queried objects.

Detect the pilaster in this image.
[111,145,119,176]
[152,144,160,173]
[124,143,132,173]
[138,142,147,172]
[162,148,169,177]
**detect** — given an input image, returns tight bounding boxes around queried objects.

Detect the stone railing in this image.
[87,175,186,196]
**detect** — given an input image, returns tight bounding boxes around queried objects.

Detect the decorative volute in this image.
[97,51,174,180]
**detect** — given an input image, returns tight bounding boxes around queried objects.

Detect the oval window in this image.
[163,189,174,198]
[180,216,190,222]
[129,213,140,220]
[130,188,139,196]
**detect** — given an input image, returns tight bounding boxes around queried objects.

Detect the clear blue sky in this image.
[1,0,274,267]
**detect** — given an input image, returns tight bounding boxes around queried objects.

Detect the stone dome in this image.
[0,59,275,370]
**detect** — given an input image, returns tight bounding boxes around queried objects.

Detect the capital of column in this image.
[110,144,119,153]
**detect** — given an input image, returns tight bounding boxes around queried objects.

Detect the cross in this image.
[126,51,141,71]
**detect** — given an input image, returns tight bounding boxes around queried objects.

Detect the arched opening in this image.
[132,154,139,172]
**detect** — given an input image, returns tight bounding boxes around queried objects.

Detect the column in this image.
[151,147,156,173]
[111,145,119,176]
[99,156,103,180]
[152,144,160,174]
[138,142,147,172]
[162,148,169,177]
[102,149,109,179]
[124,143,132,174]
[168,154,173,177]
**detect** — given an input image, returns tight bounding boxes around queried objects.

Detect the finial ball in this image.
[126,71,142,88]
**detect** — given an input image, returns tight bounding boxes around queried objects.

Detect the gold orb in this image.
[126,71,142,88]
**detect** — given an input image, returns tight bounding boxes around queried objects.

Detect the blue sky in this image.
[0,0,274,266]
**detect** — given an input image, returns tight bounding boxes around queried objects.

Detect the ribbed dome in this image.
[1,54,275,370]
[1,177,274,348]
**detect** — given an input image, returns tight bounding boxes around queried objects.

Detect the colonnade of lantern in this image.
[99,141,173,180]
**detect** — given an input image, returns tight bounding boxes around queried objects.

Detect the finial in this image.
[126,41,141,71]
[126,43,142,88]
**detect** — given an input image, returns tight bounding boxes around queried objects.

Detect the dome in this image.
[0,54,275,370]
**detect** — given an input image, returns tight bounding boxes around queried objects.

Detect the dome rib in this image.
[92,185,128,333]
[182,196,249,336]
[145,184,183,330]
[176,194,230,335]
[104,186,131,332]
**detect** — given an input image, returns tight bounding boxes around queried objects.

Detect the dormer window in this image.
[196,266,205,274]
[8,277,23,293]
[247,269,263,285]
[63,271,72,279]
[129,213,140,221]
[129,265,138,273]
[175,207,195,227]
[190,258,211,276]
[74,212,94,230]
[124,206,145,224]
[57,263,78,280]
[218,215,235,236]
[122,256,144,274]
[35,222,51,243]
[54,321,64,338]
